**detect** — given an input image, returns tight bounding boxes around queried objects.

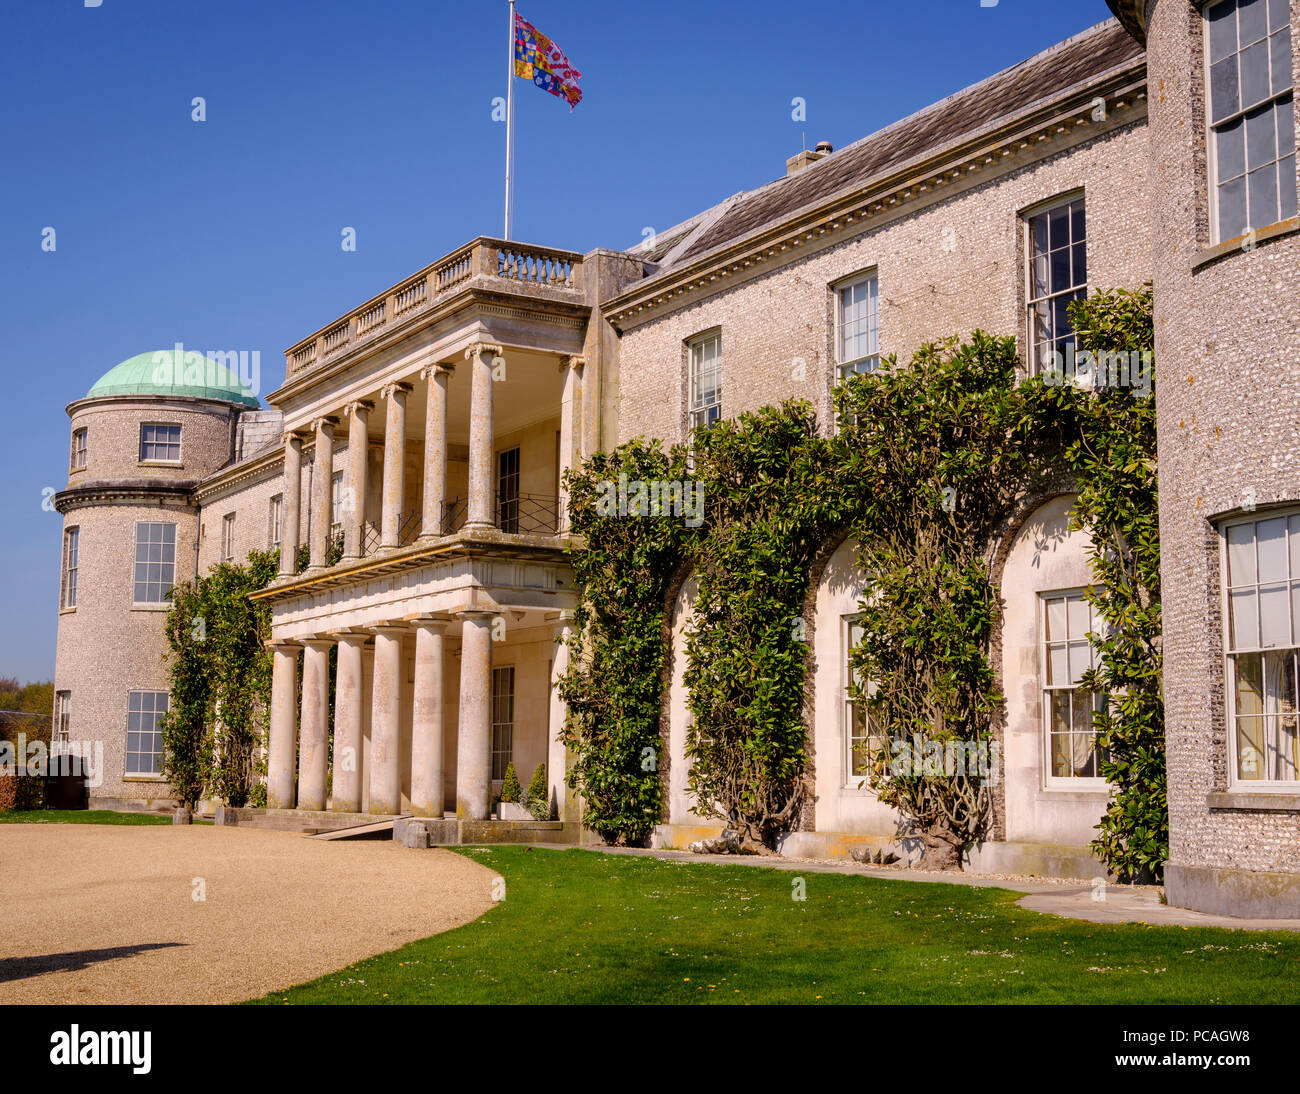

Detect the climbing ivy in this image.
[559,440,694,844]
[683,403,849,850]
[161,548,280,807]
[834,332,1062,869]
[1056,287,1164,883]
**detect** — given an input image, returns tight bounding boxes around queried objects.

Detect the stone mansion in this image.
[51,4,1300,917]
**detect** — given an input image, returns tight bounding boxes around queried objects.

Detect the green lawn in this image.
[0,809,205,825]
[249,846,1300,1005]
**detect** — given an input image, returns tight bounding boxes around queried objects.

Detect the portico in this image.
[254,238,618,825]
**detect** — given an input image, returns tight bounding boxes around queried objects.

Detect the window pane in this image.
[1270,0,1289,33]
[1219,173,1249,238]
[1257,516,1288,581]
[1242,38,1272,109]
[1238,715,1266,778]
[1048,205,1070,249]
[1046,597,1066,641]
[1070,201,1086,242]
[1231,588,1260,648]
[1212,56,1240,123]
[1246,103,1277,170]
[1228,521,1258,585]
[1210,0,1239,62]
[1250,162,1280,225]
[1271,30,1293,96]
[1048,644,1068,686]
[1235,654,1265,716]
[1218,116,1247,180]
[1260,582,1290,646]
[1240,0,1269,46]
[1068,640,1092,685]
[1281,155,1299,219]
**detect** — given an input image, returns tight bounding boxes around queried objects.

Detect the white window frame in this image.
[221,513,236,561]
[133,521,177,606]
[1024,193,1087,377]
[1040,588,1107,790]
[330,471,344,536]
[269,494,283,548]
[70,428,87,471]
[1204,0,1297,244]
[54,691,70,742]
[61,526,79,610]
[139,421,182,464]
[1219,508,1300,788]
[125,689,168,778]
[688,331,723,433]
[491,665,515,782]
[842,615,871,788]
[834,271,880,379]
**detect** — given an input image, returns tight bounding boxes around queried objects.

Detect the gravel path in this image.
[0,825,496,1004]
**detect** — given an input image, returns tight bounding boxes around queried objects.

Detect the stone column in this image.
[380,383,412,548]
[419,363,453,539]
[342,401,373,561]
[369,624,406,814]
[267,642,301,808]
[331,632,368,812]
[455,610,495,819]
[548,611,576,821]
[558,356,585,532]
[410,617,449,817]
[298,638,332,811]
[309,417,337,569]
[279,434,303,577]
[464,342,503,531]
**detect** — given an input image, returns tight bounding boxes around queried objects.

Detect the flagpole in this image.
[504,0,516,241]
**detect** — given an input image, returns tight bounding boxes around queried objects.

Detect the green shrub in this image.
[523,763,549,819]
[500,762,522,803]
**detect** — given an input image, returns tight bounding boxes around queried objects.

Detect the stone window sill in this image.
[1192,217,1300,271]
[139,460,184,469]
[123,775,164,783]
[130,603,172,612]
[1207,790,1300,812]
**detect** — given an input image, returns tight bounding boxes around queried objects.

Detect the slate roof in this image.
[633,20,1144,276]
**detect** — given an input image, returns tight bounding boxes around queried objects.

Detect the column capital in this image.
[284,428,308,446]
[343,399,375,418]
[300,635,336,650]
[369,622,410,635]
[311,415,338,434]
[420,361,455,381]
[327,628,372,644]
[563,354,587,373]
[410,614,453,633]
[464,341,503,363]
[380,381,413,401]
[266,638,303,651]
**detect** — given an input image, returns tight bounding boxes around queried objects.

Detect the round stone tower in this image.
[1111,0,1300,916]
[52,350,258,809]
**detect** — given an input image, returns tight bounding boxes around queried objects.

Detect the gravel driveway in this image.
[0,824,496,1004]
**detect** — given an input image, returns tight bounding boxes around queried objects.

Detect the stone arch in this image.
[996,493,1109,849]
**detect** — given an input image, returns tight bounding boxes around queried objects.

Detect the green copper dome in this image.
[87,350,260,408]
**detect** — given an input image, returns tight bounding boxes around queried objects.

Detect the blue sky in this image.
[0,0,1115,682]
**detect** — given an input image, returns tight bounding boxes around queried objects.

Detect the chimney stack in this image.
[786,140,834,176]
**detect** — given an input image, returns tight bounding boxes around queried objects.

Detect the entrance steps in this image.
[214,806,400,837]
[214,807,581,847]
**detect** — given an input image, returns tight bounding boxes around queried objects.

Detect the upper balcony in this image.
[283,238,586,383]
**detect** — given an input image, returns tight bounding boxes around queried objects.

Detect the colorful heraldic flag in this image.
[514,13,583,110]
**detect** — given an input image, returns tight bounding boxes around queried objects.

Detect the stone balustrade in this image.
[284,238,585,379]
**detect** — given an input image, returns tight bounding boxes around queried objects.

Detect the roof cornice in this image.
[194,446,284,502]
[54,480,197,514]
[1106,0,1147,45]
[602,60,1146,331]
